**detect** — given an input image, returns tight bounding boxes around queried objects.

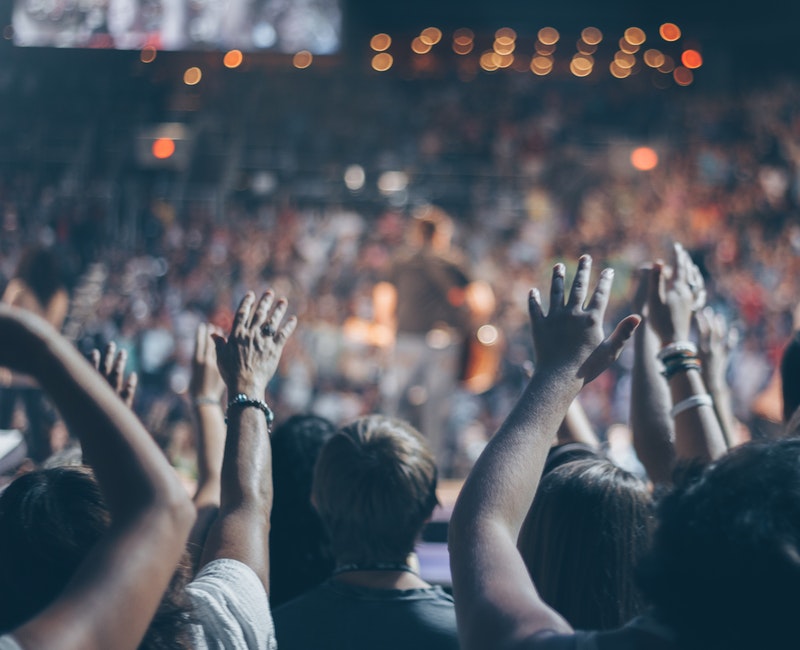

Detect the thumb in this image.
[606,314,641,358]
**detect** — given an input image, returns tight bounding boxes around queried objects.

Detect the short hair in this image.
[311,415,438,566]
[0,467,193,648]
[518,459,654,630]
[781,331,800,422]
[270,414,337,607]
[637,439,800,650]
[412,205,453,245]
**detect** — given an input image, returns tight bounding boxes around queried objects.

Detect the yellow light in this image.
[631,147,659,170]
[495,27,517,43]
[454,28,474,45]
[577,39,597,55]
[453,41,473,55]
[372,52,394,71]
[682,49,703,69]
[572,54,594,71]
[183,67,202,85]
[530,55,553,75]
[581,26,603,45]
[293,50,313,68]
[140,45,157,63]
[643,49,665,68]
[610,61,631,78]
[412,37,432,54]
[660,23,682,42]
[570,59,592,77]
[493,40,515,55]
[619,38,639,54]
[624,27,646,46]
[614,51,636,69]
[538,27,560,45]
[658,55,676,73]
[223,49,243,68]
[535,42,556,55]
[370,33,392,51]
[420,27,442,45]
[674,66,694,85]
[480,51,499,71]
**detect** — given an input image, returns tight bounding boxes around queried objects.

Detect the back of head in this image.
[312,415,438,566]
[412,205,454,250]
[0,467,192,649]
[518,459,653,630]
[637,439,800,650]
[270,414,337,606]
[781,331,800,423]
[15,246,65,306]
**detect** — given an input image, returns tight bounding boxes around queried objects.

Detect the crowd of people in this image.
[1,45,800,650]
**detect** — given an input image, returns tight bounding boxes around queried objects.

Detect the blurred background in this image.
[1,0,799,482]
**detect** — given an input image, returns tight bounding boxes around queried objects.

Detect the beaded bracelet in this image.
[225,393,275,427]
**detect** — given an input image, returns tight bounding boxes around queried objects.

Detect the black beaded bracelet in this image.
[225,393,275,427]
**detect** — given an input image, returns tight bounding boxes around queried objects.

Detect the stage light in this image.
[293,51,313,68]
[624,27,646,46]
[581,27,603,45]
[371,53,393,71]
[644,49,665,68]
[538,27,560,45]
[631,147,658,170]
[682,49,703,69]
[223,49,243,68]
[660,23,682,42]
[370,33,391,51]
[183,67,202,85]
[140,46,157,63]
[674,66,694,85]
[152,138,175,160]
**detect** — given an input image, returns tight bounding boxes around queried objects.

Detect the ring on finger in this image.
[262,324,277,337]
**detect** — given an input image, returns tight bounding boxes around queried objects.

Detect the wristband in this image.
[225,393,274,427]
[657,341,698,361]
[670,393,713,418]
[193,396,220,407]
[662,358,702,380]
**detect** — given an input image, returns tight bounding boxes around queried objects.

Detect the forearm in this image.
[668,369,727,463]
[630,322,676,484]
[192,403,225,506]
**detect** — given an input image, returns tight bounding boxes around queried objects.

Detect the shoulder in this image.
[187,559,276,650]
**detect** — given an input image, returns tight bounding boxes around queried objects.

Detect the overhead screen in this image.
[12,0,342,54]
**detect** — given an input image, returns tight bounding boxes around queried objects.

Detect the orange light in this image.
[453,41,473,55]
[411,37,431,54]
[624,27,646,46]
[660,23,682,42]
[493,40,515,55]
[183,67,202,85]
[577,40,597,55]
[610,61,631,78]
[495,27,517,42]
[370,33,391,51]
[152,138,175,160]
[614,51,636,69]
[372,52,393,71]
[631,146,658,171]
[538,27,560,45]
[674,66,694,86]
[535,42,556,55]
[140,46,157,63]
[581,27,603,45]
[480,51,499,71]
[454,28,474,45]
[530,55,553,75]
[619,38,639,54]
[293,51,313,68]
[681,49,703,69]
[643,49,665,68]
[658,55,676,73]
[420,27,442,45]
[570,59,592,77]
[572,54,594,71]
[223,49,243,68]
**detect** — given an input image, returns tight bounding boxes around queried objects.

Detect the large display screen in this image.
[12,0,341,53]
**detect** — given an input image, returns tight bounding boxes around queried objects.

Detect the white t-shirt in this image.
[0,636,21,650]
[187,558,277,650]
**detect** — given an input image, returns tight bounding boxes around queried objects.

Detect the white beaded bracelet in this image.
[670,393,713,418]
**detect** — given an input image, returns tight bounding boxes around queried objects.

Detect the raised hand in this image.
[528,255,640,384]
[91,341,138,408]
[695,306,735,393]
[189,322,226,403]
[647,242,703,345]
[213,290,297,397]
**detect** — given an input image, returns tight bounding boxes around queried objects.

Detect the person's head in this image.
[518,458,654,630]
[780,330,800,423]
[0,467,193,648]
[269,414,337,606]
[637,439,800,650]
[311,415,438,566]
[411,205,454,252]
[15,246,65,306]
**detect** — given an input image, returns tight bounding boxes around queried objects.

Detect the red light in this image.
[682,49,703,69]
[152,138,175,159]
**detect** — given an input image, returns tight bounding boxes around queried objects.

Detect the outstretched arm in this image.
[199,291,297,593]
[1,305,194,650]
[448,257,639,650]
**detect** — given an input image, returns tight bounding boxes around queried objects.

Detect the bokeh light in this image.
[370,33,391,51]
[682,49,703,69]
[495,27,517,45]
[140,46,157,63]
[530,55,553,75]
[152,138,175,160]
[371,53,393,71]
[674,66,694,86]
[538,27,560,45]
[619,38,639,54]
[610,61,631,78]
[344,165,366,191]
[493,40,515,55]
[660,23,682,42]
[183,67,202,85]
[412,37,432,54]
[644,49,665,68]
[581,27,603,45]
[223,49,243,68]
[293,51,313,68]
[631,146,659,170]
[420,27,442,45]
[624,27,646,46]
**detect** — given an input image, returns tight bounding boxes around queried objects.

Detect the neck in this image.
[332,556,430,590]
